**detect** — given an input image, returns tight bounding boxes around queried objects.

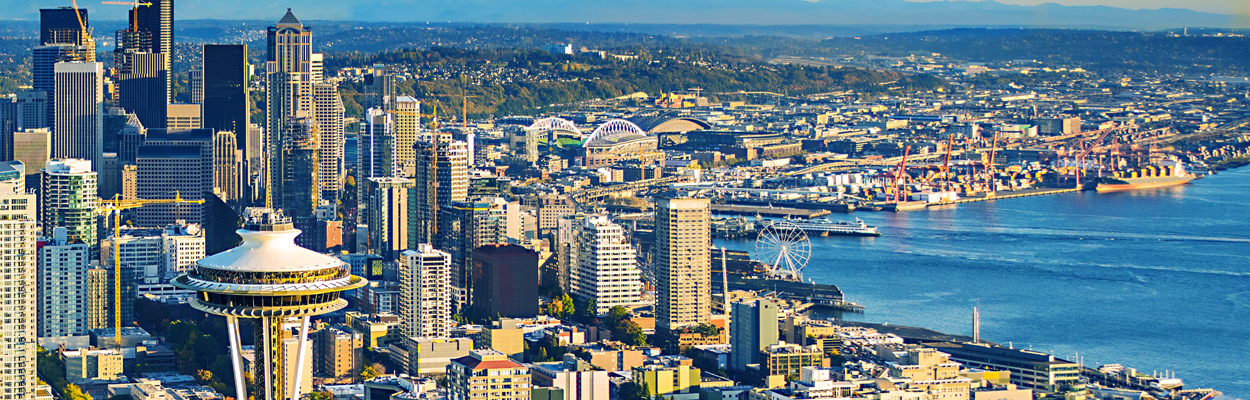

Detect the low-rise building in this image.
[448,349,532,400]
[528,354,610,400]
[632,357,701,398]
[63,347,124,382]
[390,337,474,375]
[761,342,826,378]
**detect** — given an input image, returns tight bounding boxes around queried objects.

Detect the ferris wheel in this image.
[754,220,812,279]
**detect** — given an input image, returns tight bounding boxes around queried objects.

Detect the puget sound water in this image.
[714,166,1250,396]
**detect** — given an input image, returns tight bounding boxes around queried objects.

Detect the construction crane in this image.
[429,92,478,130]
[97,193,205,347]
[386,102,441,130]
[69,0,93,42]
[983,130,1002,196]
[939,132,956,196]
[101,0,152,32]
[1072,127,1124,187]
[887,145,911,203]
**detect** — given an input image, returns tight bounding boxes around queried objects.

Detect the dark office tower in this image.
[135,0,173,55]
[0,99,15,160]
[471,244,539,319]
[202,44,249,146]
[201,192,242,256]
[115,52,168,129]
[264,9,313,208]
[281,114,321,249]
[212,131,241,202]
[40,8,89,46]
[437,200,508,310]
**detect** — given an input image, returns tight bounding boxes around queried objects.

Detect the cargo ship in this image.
[1094,161,1199,193]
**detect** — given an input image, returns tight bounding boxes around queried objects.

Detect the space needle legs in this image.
[226,316,247,400]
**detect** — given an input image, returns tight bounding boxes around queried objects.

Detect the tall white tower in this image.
[399,244,452,338]
[173,210,365,400]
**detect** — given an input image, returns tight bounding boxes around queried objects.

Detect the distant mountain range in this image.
[4,0,1249,30]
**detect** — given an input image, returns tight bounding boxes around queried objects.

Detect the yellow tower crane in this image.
[97,193,205,347]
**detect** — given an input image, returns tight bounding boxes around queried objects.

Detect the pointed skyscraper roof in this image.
[277,8,302,27]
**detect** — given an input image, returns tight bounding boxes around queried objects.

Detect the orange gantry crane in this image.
[97,193,204,347]
[888,145,912,203]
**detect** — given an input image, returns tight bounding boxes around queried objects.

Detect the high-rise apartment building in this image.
[40,159,97,245]
[86,259,141,332]
[655,197,711,331]
[366,177,413,260]
[264,9,314,208]
[411,140,468,245]
[0,170,39,399]
[729,298,778,371]
[37,227,90,338]
[313,82,344,200]
[53,62,104,167]
[399,245,452,338]
[571,215,643,315]
[202,44,249,146]
[392,96,421,175]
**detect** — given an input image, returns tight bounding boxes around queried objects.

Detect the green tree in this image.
[361,362,385,380]
[195,369,213,384]
[560,293,575,318]
[618,381,650,400]
[580,298,597,319]
[606,306,631,327]
[64,384,90,400]
[618,320,647,347]
[309,391,335,400]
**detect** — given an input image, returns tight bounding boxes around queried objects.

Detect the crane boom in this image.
[98,192,205,347]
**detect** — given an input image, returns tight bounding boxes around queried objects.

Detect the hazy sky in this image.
[906,0,1250,15]
[15,0,1250,21]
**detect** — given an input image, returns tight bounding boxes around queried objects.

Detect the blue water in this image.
[715,167,1250,397]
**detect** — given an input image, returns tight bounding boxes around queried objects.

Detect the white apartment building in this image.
[0,181,38,399]
[399,244,452,338]
[38,227,90,338]
[571,215,643,315]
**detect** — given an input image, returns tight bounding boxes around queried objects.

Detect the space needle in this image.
[173,210,366,400]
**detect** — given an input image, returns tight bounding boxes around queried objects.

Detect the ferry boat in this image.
[770,218,881,236]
